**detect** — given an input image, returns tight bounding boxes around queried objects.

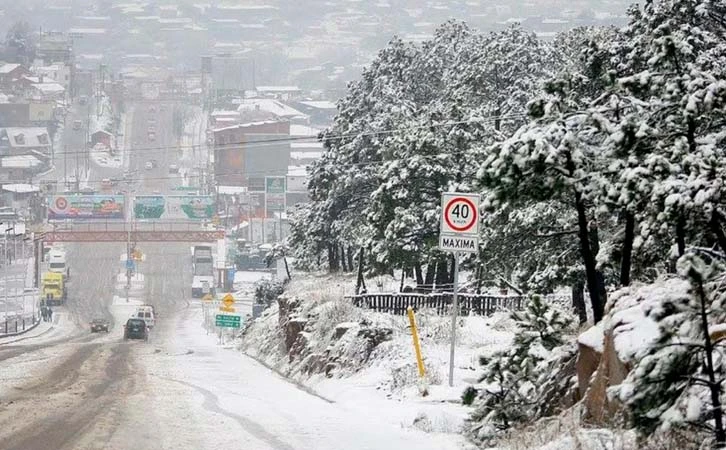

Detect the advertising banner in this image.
[48,195,125,220]
[134,195,215,220]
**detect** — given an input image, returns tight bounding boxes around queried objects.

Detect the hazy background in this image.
[0,0,627,94]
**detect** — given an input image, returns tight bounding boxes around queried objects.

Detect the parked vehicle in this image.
[123,318,148,341]
[145,161,153,170]
[73,120,82,130]
[90,318,110,333]
[168,164,179,174]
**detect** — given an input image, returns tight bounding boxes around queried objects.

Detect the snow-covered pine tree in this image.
[614,250,726,447]
[468,295,574,443]
[477,73,610,322]
[599,0,726,267]
[298,37,422,271]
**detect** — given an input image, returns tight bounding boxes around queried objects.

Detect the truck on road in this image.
[191,275,214,298]
[48,249,70,279]
[42,272,66,306]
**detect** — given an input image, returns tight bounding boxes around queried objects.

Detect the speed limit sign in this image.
[440,192,480,254]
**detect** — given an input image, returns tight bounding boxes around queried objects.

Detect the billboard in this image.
[134,195,215,220]
[48,194,125,220]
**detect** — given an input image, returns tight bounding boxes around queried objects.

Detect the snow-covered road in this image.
[0,101,469,449]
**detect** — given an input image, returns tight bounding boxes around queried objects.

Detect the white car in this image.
[145,161,153,170]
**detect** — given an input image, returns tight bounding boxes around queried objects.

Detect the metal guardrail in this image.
[1,314,40,336]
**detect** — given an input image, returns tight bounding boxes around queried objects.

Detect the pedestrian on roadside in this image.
[47,307,53,322]
[41,306,47,322]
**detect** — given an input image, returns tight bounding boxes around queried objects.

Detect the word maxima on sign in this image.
[440,235,478,252]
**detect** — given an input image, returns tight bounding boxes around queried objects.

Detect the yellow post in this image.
[407,306,425,378]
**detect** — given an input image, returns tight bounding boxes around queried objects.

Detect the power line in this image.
[54,112,529,158]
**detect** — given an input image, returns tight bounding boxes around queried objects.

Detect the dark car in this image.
[123,318,148,341]
[90,318,110,333]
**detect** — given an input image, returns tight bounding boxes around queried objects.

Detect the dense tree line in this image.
[289,0,726,326]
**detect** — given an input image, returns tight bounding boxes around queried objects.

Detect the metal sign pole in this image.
[448,252,459,387]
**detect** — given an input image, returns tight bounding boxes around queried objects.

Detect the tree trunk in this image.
[475,261,484,294]
[424,260,436,293]
[399,268,405,292]
[676,214,686,257]
[620,211,635,286]
[283,257,291,281]
[695,276,726,446]
[574,190,604,323]
[355,248,366,294]
[339,245,347,272]
[328,244,340,272]
[710,211,726,255]
[435,256,449,291]
[347,247,354,273]
[414,263,423,286]
[571,280,587,324]
[448,254,457,285]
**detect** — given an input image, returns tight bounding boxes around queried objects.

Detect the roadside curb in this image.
[241,350,336,404]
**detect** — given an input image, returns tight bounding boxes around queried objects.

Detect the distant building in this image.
[213,120,290,187]
[254,86,302,101]
[91,129,113,148]
[207,55,255,96]
[0,64,31,92]
[236,98,308,124]
[0,127,52,159]
[36,32,74,65]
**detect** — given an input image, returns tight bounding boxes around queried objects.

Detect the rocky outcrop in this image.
[579,279,690,425]
[582,327,630,424]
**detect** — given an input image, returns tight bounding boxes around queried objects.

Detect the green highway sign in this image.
[215,314,241,328]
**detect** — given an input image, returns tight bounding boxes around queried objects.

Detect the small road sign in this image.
[219,305,236,313]
[215,314,241,328]
[202,293,214,302]
[439,192,480,254]
[439,192,481,388]
[221,293,235,307]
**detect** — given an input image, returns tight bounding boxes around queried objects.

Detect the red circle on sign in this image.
[55,197,68,209]
[444,197,478,232]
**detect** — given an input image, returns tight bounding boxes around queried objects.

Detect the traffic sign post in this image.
[439,192,480,387]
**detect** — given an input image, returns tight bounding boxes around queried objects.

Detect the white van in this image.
[135,306,155,329]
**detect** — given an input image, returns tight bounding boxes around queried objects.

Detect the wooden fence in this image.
[344,293,528,316]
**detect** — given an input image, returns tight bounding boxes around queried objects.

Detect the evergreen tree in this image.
[468,295,574,443]
[615,250,726,447]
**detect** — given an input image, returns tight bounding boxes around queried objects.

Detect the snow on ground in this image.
[0,308,79,396]
[230,272,515,438]
[145,301,476,450]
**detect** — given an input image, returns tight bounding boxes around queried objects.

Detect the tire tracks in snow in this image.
[156,375,297,450]
[0,343,137,450]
